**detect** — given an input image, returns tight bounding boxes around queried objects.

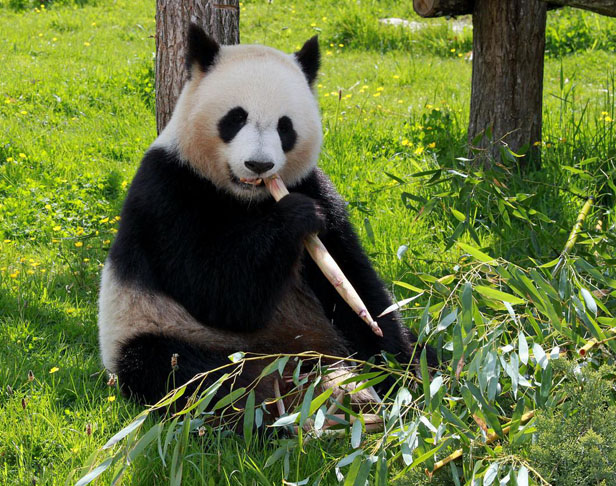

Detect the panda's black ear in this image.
[186,23,220,77]
[294,36,320,86]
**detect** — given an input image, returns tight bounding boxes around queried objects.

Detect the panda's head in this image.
[157,24,322,200]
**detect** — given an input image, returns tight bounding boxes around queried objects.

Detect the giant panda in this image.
[98,24,426,407]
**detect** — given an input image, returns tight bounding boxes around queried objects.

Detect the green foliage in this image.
[1,0,615,484]
[546,8,616,57]
[528,363,616,486]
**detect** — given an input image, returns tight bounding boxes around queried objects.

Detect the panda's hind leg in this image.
[115,333,243,407]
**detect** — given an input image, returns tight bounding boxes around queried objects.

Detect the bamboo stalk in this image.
[427,410,536,476]
[265,175,383,337]
[552,196,594,276]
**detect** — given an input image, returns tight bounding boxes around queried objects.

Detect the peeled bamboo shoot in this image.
[265,175,383,337]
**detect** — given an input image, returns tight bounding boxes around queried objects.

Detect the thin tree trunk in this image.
[413,0,473,17]
[468,0,547,167]
[155,0,240,133]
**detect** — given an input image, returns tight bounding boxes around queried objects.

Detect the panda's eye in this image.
[277,116,297,152]
[218,107,248,143]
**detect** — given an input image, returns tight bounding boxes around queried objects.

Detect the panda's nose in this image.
[244,160,274,175]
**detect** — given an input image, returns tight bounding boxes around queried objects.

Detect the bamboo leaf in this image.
[457,242,495,263]
[102,414,147,450]
[75,457,114,486]
[580,287,598,315]
[475,286,526,305]
[351,419,362,449]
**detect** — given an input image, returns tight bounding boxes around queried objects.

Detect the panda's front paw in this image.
[276,193,326,236]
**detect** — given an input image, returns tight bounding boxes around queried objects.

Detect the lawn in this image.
[0,1,615,485]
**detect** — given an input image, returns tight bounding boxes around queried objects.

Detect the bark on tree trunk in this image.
[413,0,473,17]
[542,0,616,16]
[155,0,240,134]
[468,0,547,167]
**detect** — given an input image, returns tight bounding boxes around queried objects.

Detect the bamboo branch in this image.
[552,196,594,276]
[427,410,536,476]
[265,175,383,337]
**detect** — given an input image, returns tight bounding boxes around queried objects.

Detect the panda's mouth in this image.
[231,175,265,189]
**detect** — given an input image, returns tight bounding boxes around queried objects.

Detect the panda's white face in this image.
[155,41,322,200]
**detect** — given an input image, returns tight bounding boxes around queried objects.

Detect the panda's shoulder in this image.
[295,168,348,225]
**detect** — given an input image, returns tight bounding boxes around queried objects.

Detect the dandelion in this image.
[310,22,316,27]
[52,37,57,42]
[605,116,613,123]
[393,75,400,79]
[121,180,128,189]
[27,270,35,275]
[9,271,19,279]
[107,395,116,402]
[6,157,14,163]
[19,153,27,159]
[20,111,28,115]
[414,146,425,155]
[44,204,51,210]
[103,239,111,245]
[100,217,109,223]
[338,43,344,47]
[91,22,96,26]
[326,50,333,56]
[373,92,381,97]
[401,139,410,146]
[84,42,91,47]
[450,48,456,53]
[428,142,436,149]
[376,87,384,91]
[83,258,90,262]
[75,241,83,247]
[49,367,59,374]
[398,100,404,104]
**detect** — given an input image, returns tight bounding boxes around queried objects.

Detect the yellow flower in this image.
[91,22,96,26]
[83,258,90,262]
[27,270,35,275]
[121,180,128,189]
[100,217,109,223]
[103,239,111,245]
[397,100,404,104]
[428,142,436,149]
[393,75,400,79]
[75,241,83,247]
[20,111,28,115]
[52,37,57,42]
[9,271,19,279]
[6,157,14,163]
[326,50,333,56]
[605,116,613,123]
[450,48,456,52]
[19,153,26,159]
[44,204,51,210]
[414,146,425,155]
[84,42,91,47]
[108,395,116,402]
[401,139,410,146]
[338,43,344,47]
[53,225,61,231]
[601,111,609,116]
[49,367,59,374]
[310,23,316,27]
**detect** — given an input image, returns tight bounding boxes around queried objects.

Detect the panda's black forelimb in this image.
[110,148,324,334]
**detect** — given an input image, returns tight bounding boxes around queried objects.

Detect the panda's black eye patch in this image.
[277,116,297,153]
[218,107,248,143]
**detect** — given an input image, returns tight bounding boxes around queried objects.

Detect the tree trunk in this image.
[468,0,547,167]
[155,0,240,133]
[413,0,473,17]
[542,0,616,16]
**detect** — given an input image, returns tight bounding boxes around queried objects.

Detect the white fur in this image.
[151,44,322,199]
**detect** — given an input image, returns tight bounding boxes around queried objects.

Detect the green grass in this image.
[0,1,615,485]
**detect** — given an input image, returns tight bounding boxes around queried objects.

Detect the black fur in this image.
[186,23,220,77]
[295,36,320,86]
[110,148,428,402]
[218,106,248,143]
[277,116,297,152]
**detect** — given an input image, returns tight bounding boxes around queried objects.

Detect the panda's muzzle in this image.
[244,160,274,175]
